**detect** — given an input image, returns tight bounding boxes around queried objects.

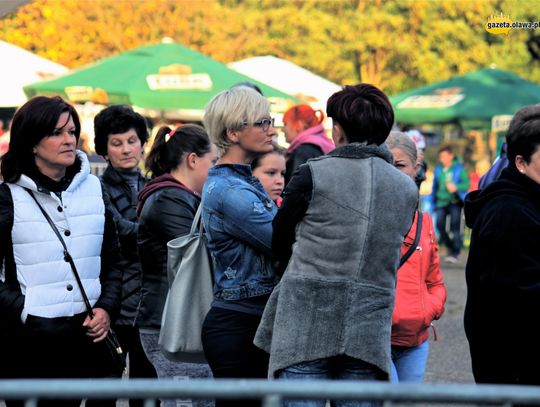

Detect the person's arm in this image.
[221,186,276,257]
[100,180,139,240]
[430,165,440,207]
[143,189,198,243]
[0,184,25,323]
[424,214,447,321]
[457,165,470,192]
[109,199,139,238]
[94,185,123,322]
[286,144,323,184]
[272,164,313,275]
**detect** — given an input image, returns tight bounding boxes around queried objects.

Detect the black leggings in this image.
[202,307,269,407]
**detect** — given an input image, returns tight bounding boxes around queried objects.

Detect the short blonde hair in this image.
[203,87,271,155]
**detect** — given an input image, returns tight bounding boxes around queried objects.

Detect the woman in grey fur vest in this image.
[254,84,418,407]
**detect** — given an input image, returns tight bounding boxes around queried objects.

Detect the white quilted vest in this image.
[8,152,104,322]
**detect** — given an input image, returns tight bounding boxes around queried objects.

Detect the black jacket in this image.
[285,143,323,185]
[100,165,147,325]
[464,166,540,384]
[136,174,199,328]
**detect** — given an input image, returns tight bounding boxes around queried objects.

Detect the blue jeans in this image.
[435,203,462,257]
[277,355,385,407]
[390,340,429,383]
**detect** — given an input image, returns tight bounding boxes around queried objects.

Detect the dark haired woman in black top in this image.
[136,124,219,407]
[93,105,157,407]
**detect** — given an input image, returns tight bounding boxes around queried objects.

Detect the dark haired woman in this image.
[465,104,540,385]
[136,124,218,407]
[0,96,122,406]
[93,105,157,405]
[255,84,418,407]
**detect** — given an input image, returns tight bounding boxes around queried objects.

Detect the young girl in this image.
[251,147,286,206]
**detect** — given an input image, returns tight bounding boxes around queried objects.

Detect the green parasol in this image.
[390,68,540,130]
[23,40,300,120]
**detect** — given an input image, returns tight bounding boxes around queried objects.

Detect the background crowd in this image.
[1,78,539,407]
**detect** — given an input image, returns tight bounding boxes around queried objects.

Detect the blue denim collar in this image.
[210,163,252,177]
[209,163,263,188]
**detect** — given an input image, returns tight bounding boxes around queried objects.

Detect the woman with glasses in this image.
[201,87,279,407]
[283,104,334,184]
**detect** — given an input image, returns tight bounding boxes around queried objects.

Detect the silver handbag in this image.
[159,204,214,363]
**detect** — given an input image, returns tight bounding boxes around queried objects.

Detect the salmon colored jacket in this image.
[391,211,447,347]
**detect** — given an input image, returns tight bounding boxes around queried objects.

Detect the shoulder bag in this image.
[25,188,127,376]
[159,204,214,363]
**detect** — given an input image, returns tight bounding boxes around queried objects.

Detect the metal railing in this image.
[1,379,540,407]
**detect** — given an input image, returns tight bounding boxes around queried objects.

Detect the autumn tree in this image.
[1,0,540,96]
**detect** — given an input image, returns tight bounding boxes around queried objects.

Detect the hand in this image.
[82,308,111,343]
[446,182,457,193]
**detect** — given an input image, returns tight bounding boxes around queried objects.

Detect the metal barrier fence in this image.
[1,379,540,407]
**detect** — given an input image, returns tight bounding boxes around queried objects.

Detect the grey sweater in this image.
[254,143,418,378]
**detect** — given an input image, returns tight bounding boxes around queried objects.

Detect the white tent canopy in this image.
[228,56,341,111]
[0,40,68,107]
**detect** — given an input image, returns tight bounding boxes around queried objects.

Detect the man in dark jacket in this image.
[464,105,540,385]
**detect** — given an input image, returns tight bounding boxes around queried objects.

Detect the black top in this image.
[464,166,540,381]
[100,165,148,324]
[136,182,199,328]
[285,143,323,185]
[272,163,313,275]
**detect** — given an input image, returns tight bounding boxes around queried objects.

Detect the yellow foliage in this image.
[0,0,539,96]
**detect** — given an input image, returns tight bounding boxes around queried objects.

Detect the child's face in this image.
[253,152,286,202]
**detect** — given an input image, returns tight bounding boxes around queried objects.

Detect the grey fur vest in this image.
[254,143,418,378]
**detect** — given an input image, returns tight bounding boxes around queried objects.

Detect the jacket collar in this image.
[16,150,89,194]
[210,163,253,178]
[102,164,144,185]
[328,142,393,164]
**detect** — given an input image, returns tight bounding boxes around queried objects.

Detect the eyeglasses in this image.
[242,117,275,132]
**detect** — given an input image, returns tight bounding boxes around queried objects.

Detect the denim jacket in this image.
[201,164,278,301]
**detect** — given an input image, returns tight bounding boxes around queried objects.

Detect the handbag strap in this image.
[25,188,95,318]
[191,203,204,237]
[399,211,423,269]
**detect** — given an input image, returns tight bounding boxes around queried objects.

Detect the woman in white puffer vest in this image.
[0,96,123,407]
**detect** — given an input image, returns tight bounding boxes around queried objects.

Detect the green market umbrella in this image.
[390,68,540,130]
[23,41,300,120]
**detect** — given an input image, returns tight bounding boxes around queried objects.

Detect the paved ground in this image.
[1,253,474,406]
[424,253,474,384]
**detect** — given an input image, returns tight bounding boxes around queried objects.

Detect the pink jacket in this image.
[391,211,447,347]
[286,124,334,156]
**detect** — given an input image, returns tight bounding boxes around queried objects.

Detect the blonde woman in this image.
[386,132,446,383]
[201,87,279,407]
